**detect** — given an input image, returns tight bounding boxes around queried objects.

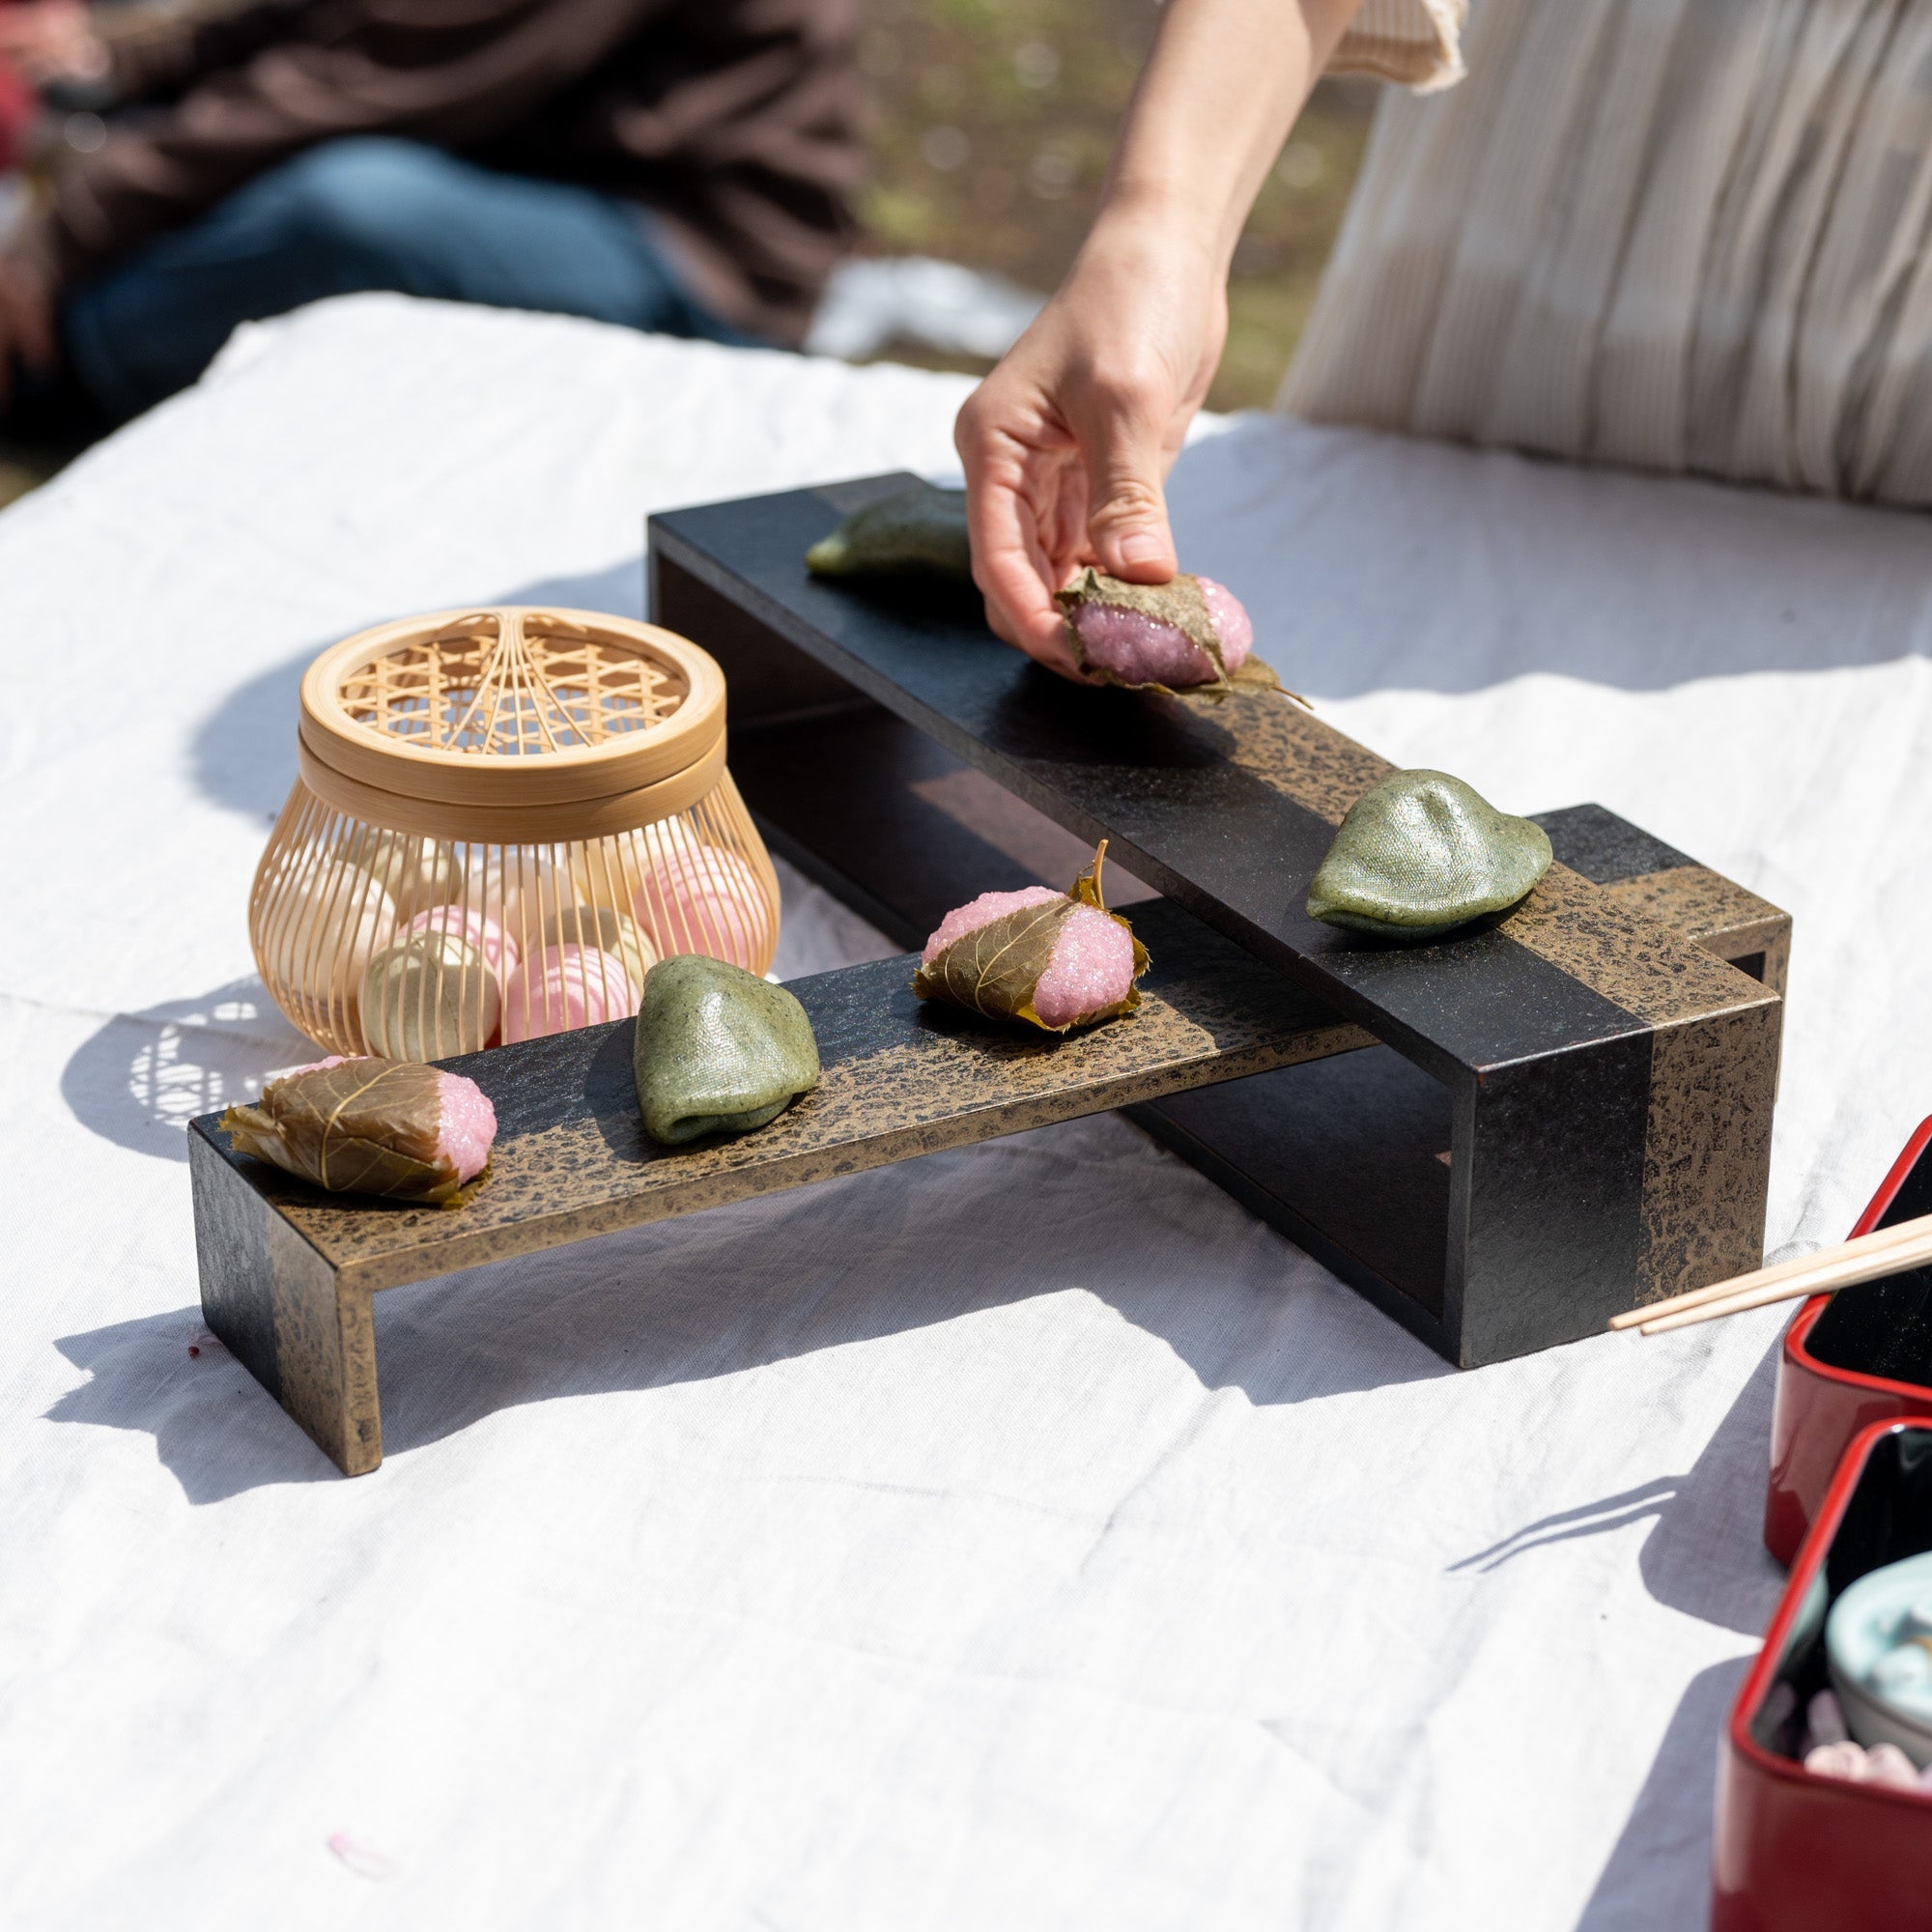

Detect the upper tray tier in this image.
[649,475,1776,1085]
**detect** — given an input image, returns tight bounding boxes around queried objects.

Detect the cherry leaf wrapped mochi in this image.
[1056,568,1278,698]
[912,841,1149,1032]
[220,1056,496,1205]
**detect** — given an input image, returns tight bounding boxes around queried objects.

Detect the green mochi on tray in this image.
[804,483,973,582]
[634,955,821,1147]
[1306,770,1553,942]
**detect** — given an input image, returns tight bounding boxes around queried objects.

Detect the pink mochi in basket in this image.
[632,845,766,970]
[500,944,639,1042]
[403,904,519,980]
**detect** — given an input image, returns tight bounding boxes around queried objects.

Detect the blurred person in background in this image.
[0,0,860,427]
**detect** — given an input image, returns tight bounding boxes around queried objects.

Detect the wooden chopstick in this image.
[1608,1211,1932,1331]
[1608,1212,1932,1338]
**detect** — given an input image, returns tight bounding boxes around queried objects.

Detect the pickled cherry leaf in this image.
[913,841,1151,1033]
[911,895,1073,1023]
[220,1058,466,1205]
[1056,568,1292,702]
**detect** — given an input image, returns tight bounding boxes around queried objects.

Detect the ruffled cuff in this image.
[1330,0,1466,93]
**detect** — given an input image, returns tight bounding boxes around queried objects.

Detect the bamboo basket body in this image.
[249,608,781,1061]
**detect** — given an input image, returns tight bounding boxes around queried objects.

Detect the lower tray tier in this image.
[189,902,1373,1472]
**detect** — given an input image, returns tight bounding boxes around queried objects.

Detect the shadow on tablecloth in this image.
[1572,1659,1746,1930]
[1446,1336,1787,1636]
[45,1113,1452,1502]
[58,978,318,1164]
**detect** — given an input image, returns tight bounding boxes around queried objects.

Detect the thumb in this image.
[1081,403,1178,582]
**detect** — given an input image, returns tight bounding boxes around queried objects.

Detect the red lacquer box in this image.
[1717,1420,1932,1930]
[1764,1118,1932,1566]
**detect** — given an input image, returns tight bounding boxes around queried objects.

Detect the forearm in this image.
[954,0,1364,669]
[1093,0,1359,274]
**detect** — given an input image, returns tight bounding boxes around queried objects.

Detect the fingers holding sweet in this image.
[1065,368,1179,583]
[955,377,1098,680]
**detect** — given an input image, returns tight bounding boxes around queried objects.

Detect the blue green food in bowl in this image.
[1825,1550,1932,1767]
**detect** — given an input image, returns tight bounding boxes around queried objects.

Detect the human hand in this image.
[0,0,108,88]
[0,255,58,410]
[953,215,1226,678]
[953,0,1353,676]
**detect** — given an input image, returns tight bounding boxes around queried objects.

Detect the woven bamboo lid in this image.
[296,607,727,841]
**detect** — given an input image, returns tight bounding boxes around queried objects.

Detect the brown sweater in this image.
[15,0,862,344]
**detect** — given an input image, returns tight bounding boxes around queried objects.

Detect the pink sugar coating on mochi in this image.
[1072,605,1212,685]
[921,886,1062,967]
[1069,575,1252,685]
[405,904,518,979]
[284,1055,356,1077]
[275,1056,495,1182]
[501,944,639,1042]
[1199,579,1252,669]
[436,1072,497,1183]
[634,846,763,970]
[1030,903,1137,1027]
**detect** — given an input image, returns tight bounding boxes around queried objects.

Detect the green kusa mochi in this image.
[804,484,973,582]
[1306,770,1553,942]
[634,955,821,1146]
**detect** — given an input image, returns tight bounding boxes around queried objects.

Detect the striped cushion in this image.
[1290,0,1932,507]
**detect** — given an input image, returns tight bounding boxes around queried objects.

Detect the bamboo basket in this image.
[250,606,781,1061]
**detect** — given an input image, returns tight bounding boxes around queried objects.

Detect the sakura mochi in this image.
[221,1056,496,1203]
[913,842,1148,1033]
[1056,569,1270,696]
[501,943,639,1043]
[632,844,768,970]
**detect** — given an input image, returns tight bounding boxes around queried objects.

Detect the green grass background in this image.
[856,0,1373,411]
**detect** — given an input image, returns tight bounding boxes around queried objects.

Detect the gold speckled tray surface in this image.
[189,898,1373,1295]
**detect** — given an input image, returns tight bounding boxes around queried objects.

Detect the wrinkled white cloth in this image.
[6,295,1929,1931]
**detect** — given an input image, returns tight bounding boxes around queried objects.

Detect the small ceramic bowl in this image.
[1827,1550,1932,1765]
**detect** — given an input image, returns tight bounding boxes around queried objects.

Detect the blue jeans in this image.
[63,137,751,422]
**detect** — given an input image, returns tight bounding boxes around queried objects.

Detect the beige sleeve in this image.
[1331,0,1466,92]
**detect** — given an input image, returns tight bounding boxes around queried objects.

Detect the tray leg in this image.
[188,1129,384,1475]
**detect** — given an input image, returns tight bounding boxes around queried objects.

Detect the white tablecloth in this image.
[8,294,1930,1930]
